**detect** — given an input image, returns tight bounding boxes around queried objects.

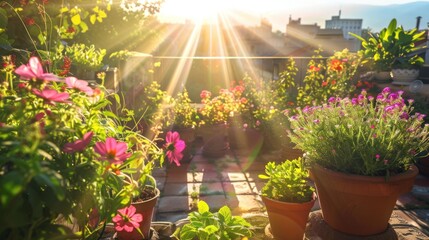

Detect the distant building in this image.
[325,10,362,40]
[234,18,286,56]
[285,16,359,56]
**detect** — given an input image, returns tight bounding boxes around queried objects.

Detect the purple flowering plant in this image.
[0,56,185,239]
[288,87,429,177]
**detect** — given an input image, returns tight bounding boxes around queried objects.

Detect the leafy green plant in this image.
[173,201,253,240]
[351,18,425,70]
[171,89,199,128]
[259,158,314,203]
[65,43,106,72]
[288,87,429,177]
[0,0,110,62]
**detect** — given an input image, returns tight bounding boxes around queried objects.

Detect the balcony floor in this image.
[152,137,429,239]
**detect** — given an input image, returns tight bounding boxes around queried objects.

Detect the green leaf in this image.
[384,18,397,41]
[103,111,119,120]
[258,174,270,179]
[218,206,232,223]
[80,21,88,33]
[90,15,96,25]
[0,8,7,28]
[198,200,210,213]
[0,35,12,50]
[98,10,107,18]
[180,225,197,240]
[204,225,219,235]
[60,7,69,13]
[37,32,46,45]
[0,171,26,205]
[71,14,81,25]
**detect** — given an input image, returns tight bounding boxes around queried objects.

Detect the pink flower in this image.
[164,131,185,166]
[200,90,211,99]
[15,57,59,81]
[63,132,94,153]
[33,88,70,105]
[94,137,131,164]
[112,205,143,233]
[65,77,94,96]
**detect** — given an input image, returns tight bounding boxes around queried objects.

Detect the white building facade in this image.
[325,11,363,40]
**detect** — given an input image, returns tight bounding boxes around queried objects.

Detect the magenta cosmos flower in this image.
[164,131,185,166]
[63,132,94,153]
[33,88,70,105]
[94,137,131,164]
[65,77,94,96]
[15,57,59,81]
[112,205,143,232]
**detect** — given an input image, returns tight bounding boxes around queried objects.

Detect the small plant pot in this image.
[197,124,227,142]
[261,196,315,240]
[228,127,263,150]
[116,188,160,240]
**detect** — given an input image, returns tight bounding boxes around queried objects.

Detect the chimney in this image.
[416,16,422,30]
[339,10,341,18]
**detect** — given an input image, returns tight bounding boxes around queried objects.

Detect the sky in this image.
[157,0,429,31]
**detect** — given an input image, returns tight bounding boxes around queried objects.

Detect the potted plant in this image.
[169,89,199,162]
[287,87,429,236]
[64,43,107,80]
[170,89,199,142]
[172,200,254,240]
[259,158,315,240]
[352,19,425,83]
[0,56,185,239]
[226,81,264,150]
[351,23,395,82]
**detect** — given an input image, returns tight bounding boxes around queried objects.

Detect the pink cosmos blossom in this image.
[15,57,59,81]
[65,77,94,96]
[112,205,143,233]
[164,131,185,166]
[94,137,131,164]
[33,88,70,105]
[63,132,94,153]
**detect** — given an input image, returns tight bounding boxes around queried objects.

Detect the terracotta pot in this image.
[173,126,196,143]
[116,188,160,240]
[228,127,263,150]
[261,195,315,240]
[416,155,429,177]
[197,124,227,142]
[311,164,418,236]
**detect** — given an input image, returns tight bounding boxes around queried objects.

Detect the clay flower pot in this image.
[261,195,315,240]
[310,164,418,236]
[116,188,160,240]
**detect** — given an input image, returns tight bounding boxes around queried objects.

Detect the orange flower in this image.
[322,81,328,87]
[309,66,320,72]
[330,59,343,72]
